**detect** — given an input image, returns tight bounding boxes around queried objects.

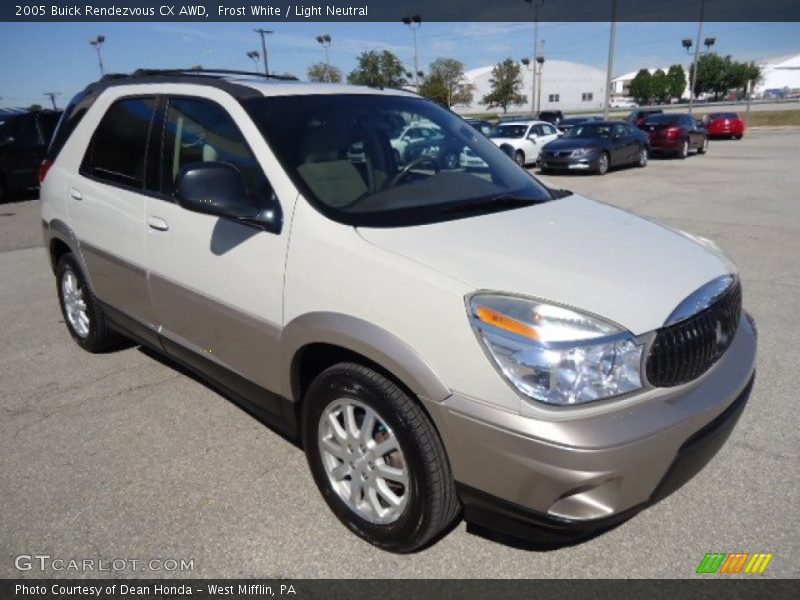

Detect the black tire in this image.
[514,150,525,167]
[678,138,689,159]
[442,151,459,170]
[303,362,461,553]
[596,151,610,175]
[55,253,124,353]
[697,136,708,154]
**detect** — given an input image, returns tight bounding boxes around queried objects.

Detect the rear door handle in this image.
[69,188,82,201]
[147,216,169,232]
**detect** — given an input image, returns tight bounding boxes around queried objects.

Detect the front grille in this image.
[646,281,742,387]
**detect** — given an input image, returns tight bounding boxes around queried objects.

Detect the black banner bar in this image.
[2,579,799,600]
[3,0,800,22]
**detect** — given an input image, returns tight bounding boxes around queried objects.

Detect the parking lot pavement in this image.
[1,130,798,579]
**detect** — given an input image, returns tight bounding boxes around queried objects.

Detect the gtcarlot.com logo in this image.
[696,552,773,574]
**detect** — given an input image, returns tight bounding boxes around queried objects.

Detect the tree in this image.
[419,58,474,108]
[28,103,43,112]
[629,69,653,104]
[651,69,669,103]
[691,53,728,100]
[666,64,686,101]
[347,50,407,88]
[307,62,342,83]
[481,58,527,113]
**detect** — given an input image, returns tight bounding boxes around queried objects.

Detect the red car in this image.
[639,113,709,158]
[705,112,746,139]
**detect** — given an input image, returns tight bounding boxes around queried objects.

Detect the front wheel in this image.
[678,139,689,159]
[442,151,459,170]
[596,151,610,175]
[303,363,460,553]
[514,150,526,167]
[697,137,708,154]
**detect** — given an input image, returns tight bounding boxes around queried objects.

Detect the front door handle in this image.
[69,188,82,201]
[147,216,169,232]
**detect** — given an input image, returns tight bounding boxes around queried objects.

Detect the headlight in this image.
[571,147,598,157]
[469,294,643,406]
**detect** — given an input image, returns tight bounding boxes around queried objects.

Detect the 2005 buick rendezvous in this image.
[41,70,756,552]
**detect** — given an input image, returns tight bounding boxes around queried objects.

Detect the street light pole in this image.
[254,28,274,76]
[43,92,60,110]
[536,53,545,114]
[89,35,106,76]
[603,0,618,119]
[525,0,544,116]
[688,0,706,115]
[402,16,422,88]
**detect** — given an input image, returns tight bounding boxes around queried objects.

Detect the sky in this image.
[0,21,798,108]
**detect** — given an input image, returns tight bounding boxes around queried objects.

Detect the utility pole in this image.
[43,92,60,110]
[402,15,422,88]
[254,28,274,76]
[536,51,545,114]
[688,0,706,115]
[89,35,106,76]
[525,0,544,116]
[603,0,617,119]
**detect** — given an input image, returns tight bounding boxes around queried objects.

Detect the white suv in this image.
[41,70,756,552]
[488,120,560,166]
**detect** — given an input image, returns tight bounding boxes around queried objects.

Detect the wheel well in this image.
[291,343,417,407]
[49,238,71,272]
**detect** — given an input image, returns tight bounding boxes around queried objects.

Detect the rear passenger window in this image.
[81,97,157,188]
[162,97,271,205]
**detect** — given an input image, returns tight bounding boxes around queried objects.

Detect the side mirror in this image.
[176,162,282,233]
[527,134,538,142]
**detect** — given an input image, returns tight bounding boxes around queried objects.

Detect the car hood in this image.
[543,138,605,151]
[356,195,734,335]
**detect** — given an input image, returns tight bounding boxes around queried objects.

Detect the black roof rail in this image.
[131,68,299,81]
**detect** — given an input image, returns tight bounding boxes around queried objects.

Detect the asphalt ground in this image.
[0,130,798,578]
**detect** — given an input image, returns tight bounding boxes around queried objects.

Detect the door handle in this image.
[69,188,82,201]
[147,216,169,232]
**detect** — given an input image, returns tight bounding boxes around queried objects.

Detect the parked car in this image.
[389,122,440,163]
[403,133,465,170]
[538,110,564,125]
[0,108,62,201]
[41,70,756,553]
[464,118,494,136]
[640,113,709,158]
[488,120,560,166]
[610,98,638,109]
[704,112,746,139]
[627,109,663,127]
[539,121,649,175]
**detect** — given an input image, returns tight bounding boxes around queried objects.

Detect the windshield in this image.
[490,124,528,139]
[563,123,613,139]
[243,95,551,227]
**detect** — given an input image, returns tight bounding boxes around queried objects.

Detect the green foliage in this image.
[629,69,653,104]
[666,64,686,100]
[651,69,669,102]
[419,58,474,108]
[28,103,43,112]
[307,62,342,83]
[691,54,763,100]
[347,50,408,88]
[482,58,527,113]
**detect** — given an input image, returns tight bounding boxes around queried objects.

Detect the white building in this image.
[610,67,690,99]
[455,59,607,114]
[755,54,800,96]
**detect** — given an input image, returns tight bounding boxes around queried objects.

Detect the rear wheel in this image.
[55,253,123,353]
[637,146,648,167]
[697,137,708,154]
[303,363,461,553]
[678,139,689,159]
[596,151,609,175]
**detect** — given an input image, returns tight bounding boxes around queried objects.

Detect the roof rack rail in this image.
[131,68,299,81]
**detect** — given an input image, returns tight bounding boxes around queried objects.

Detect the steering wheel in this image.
[385,154,440,189]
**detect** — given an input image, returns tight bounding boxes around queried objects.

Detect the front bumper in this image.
[539,153,599,171]
[435,314,757,540]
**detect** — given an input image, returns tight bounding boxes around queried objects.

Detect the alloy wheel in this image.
[318,398,409,524]
[639,147,648,167]
[597,153,609,174]
[61,268,90,338]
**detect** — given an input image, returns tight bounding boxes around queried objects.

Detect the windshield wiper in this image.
[441,194,542,214]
